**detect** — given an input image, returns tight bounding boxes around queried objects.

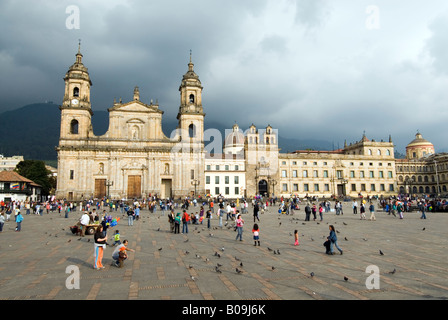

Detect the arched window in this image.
[386,149,391,156]
[266,137,270,144]
[377,149,381,155]
[188,123,196,138]
[73,87,79,97]
[189,94,195,103]
[368,149,372,155]
[70,119,79,134]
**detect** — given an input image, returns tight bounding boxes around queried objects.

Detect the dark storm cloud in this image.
[1,0,448,152]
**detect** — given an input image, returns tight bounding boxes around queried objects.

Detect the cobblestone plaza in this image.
[1,201,447,301]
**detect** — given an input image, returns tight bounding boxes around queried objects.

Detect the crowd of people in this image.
[1,192,446,269]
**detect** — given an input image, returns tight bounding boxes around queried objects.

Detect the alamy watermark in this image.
[65,265,80,289]
[66,5,80,30]
[365,5,380,30]
[366,265,380,289]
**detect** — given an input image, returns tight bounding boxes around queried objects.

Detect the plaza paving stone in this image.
[0,202,447,300]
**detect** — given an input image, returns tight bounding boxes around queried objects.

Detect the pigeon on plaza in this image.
[379,250,384,256]
[271,266,275,270]
[217,263,222,267]
[236,268,243,274]
[422,228,426,231]
[389,268,396,274]
[239,262,243,267]
[221,247,225,251]
[195,254,201,259]
[185,250,190,254]
[234,256,241,261]
[215,266,222,273]
[276,249,281,255]
[344,276,348,282]
[190,276,196,281]
[267,247,273,252]
[188,265,194,269]
[158,247,162,251]
[310,272,314,277]
[343,222,347,225]
[344,237,348,241]
[184,238,189,242]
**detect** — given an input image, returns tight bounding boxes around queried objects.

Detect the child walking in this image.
[252,223,260,246]
[113,230,121,246]
[294,230,299,246]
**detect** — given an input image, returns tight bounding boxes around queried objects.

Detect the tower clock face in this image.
[71,99,79,105]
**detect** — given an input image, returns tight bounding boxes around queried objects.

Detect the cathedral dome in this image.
[406,132,435,159]
[180,52,202,88]
[223,123,245,154]
[64,43,92,85]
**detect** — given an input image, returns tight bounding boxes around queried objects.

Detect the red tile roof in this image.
[0,170,34,183]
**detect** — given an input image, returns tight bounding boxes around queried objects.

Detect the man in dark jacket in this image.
[253,202,260,222]
[304,203,311,221]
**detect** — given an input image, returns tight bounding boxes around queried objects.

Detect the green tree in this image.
[15,160,53,196]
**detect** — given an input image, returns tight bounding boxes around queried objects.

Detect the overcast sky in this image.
[1,0,448,153]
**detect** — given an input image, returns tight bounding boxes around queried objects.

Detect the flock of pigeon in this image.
[149,215,400,284]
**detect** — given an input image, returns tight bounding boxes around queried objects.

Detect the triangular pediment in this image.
[108,100,163,114]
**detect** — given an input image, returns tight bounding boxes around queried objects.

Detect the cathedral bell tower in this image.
[177,51,205,144]
[59,41,93,140]
[174,52,205,197]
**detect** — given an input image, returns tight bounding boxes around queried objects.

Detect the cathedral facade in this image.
[56,47,205,200]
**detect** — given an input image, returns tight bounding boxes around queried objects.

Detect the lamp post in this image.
[191,179,200,198]
[106,180,113,199]
[270,179,277,198]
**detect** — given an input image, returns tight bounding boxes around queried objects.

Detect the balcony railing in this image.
[0,187,33,195]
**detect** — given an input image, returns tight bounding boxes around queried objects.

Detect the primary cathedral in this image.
[56,46,206,200]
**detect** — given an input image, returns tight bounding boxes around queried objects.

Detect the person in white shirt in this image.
[353,200,358,214]
[226,204,232,221]
[79,212,90,237]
